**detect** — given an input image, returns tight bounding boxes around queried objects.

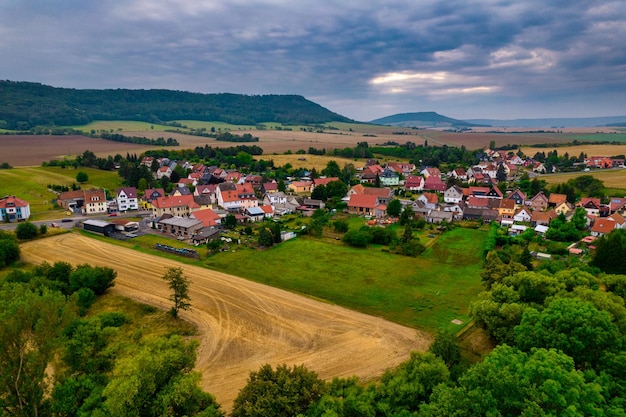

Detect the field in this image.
[521,144,626,158]
[540,168,626,190]
[20,233,427,412]
[204,227,487,332]
[0,166,123,218]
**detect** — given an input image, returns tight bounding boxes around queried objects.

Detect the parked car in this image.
[61,218,73,222]
[108,212,118,217]
[50,222,59,227]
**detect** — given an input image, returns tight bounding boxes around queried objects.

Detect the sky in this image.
[1,0,625,122]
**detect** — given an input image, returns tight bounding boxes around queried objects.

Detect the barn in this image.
[83,219,116,236]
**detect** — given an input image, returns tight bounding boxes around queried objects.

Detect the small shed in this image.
[83,219,115,236]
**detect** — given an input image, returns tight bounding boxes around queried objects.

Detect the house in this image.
[404,175,424,192]
[609,197,626,215]
[158,216,203,240]
[529,192,549,212]
[244,175,263,190]
[444,185,464,204]
[302,198,325,210]
[171,186,192,197]
[194,184,217,205]
[0,195,31,222]
[486,186,503,199]
[578,197,602,217]
[531,210,557,227]
[190,208,222,227]
[245,206,268,222]
[507,189,527,207]
[263,192,301,216]
[462,207,498,222]
[513,207,533,223]
[555,201,574,216]
[420,167,441,178]
[216,183,258,210]
[288,181,313,194]
[426,210,454,224]
[449,168,467,181]
[467,186,490,197]
[347,185,394,204]
[387,162,415,175]
[590,218,617,237]
[262,182,279,194]
[348,194,378,216]
[116,187,138,212]
[423,176,446,192]
[224,171,243,183]
[418,192,440,210]
[498,199,516,219]
[467,196,491,209]
[190,227,222,245]
[141,188,166,209]
[58,189,107,215]
[379,168,400,186]
[312,177,340,190]
[151,195,200,218]
[548,193,568,207]
[156,166,172,179]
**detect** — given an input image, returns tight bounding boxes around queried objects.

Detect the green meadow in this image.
[0,166,122,218]
[204,226,487,333]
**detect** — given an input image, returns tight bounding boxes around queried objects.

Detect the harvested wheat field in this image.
[21,234,427,411]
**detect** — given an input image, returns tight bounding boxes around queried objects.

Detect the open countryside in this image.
[19,233,427,411]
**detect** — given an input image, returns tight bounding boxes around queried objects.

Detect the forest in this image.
[0,80,352,130]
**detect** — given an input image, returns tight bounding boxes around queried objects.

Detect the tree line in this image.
[0,80,352,130]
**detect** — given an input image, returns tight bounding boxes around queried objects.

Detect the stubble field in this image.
[20,234,427,411]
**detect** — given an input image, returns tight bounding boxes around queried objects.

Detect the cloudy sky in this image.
[1,0,625,121]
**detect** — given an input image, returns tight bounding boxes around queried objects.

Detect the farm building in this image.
[83,219,115,236]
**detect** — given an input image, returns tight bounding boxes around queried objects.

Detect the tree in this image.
[421,345,606,416]
[162,267,191,318]
[0,232,20,268]
[428,330,461,368]
[386,199,402,217]
[15,221,38,240]
[38,223,47,235]
[591,229,626,274]
[322,160,341,178]
[0,284,74,417]
[223,214,237,229]
[231,363,325,417]
[100,336,223,417]
[257,227,274,247]
[76,171,89,183]
[399,206,414,226]
[495,163,507,182]
[69,264,116,295]
[515,297,623,369]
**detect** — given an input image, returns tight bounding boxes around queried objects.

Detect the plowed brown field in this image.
[20,234,428,411]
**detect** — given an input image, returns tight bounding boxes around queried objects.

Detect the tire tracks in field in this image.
[20,233,429,411]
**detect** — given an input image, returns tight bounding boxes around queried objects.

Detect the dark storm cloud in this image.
[1,0,624,120]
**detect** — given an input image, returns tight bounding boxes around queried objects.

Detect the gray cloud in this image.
[1,0,624,121]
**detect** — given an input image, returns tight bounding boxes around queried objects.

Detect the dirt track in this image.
[21,234,428,411]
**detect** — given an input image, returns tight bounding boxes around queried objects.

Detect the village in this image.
[2,147,624,256]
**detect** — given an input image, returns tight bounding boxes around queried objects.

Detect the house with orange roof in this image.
[216,183,258,210]
[0,195,31,222]
[58,189,107,214]
[548,193,568,207]
[312,177,340,189]
[348,194,379,217]
[420,167,441,178]
[288,180,313,194]
[190,208,222,227]
[578,197,602,216]
[498,199,516,219]
[346,185,394,204]
[531,209,557,227]
[156,165,172,179]
[555,201,574,216]
[591,218,617,237]
[418,192,440,210]
[150,195,200,218]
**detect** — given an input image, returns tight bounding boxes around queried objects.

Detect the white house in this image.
[0,195,31,222]
[116,187,139,211]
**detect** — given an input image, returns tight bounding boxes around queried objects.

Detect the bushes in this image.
[0,231,20,268]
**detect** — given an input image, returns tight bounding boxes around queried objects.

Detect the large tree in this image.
[0,284,74,417]
[162,267,191,318]
[231,364,325,417]
[591,229,626,274]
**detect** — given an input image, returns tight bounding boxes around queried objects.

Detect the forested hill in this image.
[0,80,353,129]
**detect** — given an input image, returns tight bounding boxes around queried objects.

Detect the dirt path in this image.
[21,234,429,411]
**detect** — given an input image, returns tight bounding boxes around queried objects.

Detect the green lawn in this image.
[0,166,122,218]
[204,226,487,333]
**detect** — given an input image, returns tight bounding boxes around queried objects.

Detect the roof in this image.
[158,216,202,228]
[246,206,265,216]
[117,187,137,198]
[191,208,221,227]
[591,218,616,234]
[348,194,378,209]
[313,177,340,186]
[152,195,199,209]
[0,195,29,208]
[467,196,491,208]
[548,193,567,205]
[83,219,111,228]
[421,192,439,204]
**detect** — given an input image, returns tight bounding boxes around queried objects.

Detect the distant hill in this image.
[0,80,353,130]
[370,112,487,128]
[466,116,626,128]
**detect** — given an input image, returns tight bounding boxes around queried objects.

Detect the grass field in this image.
[67,120,175,132]
[0,166,122,218]
[540,168,626,191]
[204,226,487,333]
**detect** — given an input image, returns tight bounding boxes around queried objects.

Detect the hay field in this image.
[521,144,626,158]
[540,168,626,190]
[20,234,427,412]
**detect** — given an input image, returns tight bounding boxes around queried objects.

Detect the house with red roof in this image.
[420,167,441,178]
[58,189,107,214]
[591,218,617,237]
[529,192,549,212]
[216,183,258,210]
[150,195,200,217]
[404,175,424,192]
[418,192,440,210]
[347,194,379,217]
[0,195,31,222]
[190,208,222,227]
[423,176,446,192]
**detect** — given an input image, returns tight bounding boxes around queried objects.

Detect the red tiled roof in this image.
[0,195,29,208]
[152,195,199,209]
[191,208,221,227]
[348,194,378,209]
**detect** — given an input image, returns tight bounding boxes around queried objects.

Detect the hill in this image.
[370,112,487,128]
[466,116,626,128]
[0,80,353,130]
